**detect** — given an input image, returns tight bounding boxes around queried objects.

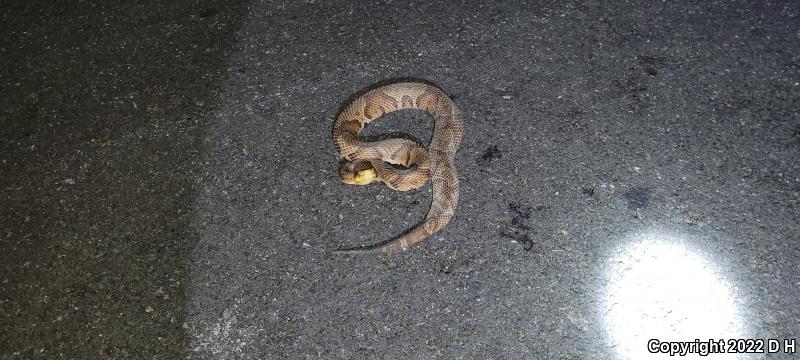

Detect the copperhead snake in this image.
[332,82,464,254]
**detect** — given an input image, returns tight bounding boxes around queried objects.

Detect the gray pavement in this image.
[2,0,798,359]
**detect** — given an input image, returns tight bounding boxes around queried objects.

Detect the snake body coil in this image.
[332,82,464,254]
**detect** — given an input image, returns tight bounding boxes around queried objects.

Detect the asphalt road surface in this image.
[2,0,798,359]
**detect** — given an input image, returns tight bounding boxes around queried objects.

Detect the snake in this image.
[331,82,464,254]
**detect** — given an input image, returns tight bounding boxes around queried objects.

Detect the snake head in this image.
[339,160,377,186]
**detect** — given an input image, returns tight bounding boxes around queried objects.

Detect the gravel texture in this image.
[2,0,798,359]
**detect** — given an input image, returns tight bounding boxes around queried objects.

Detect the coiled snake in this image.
[332,82,464,254]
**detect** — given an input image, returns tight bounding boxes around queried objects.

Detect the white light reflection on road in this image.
[601,232,747,359]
